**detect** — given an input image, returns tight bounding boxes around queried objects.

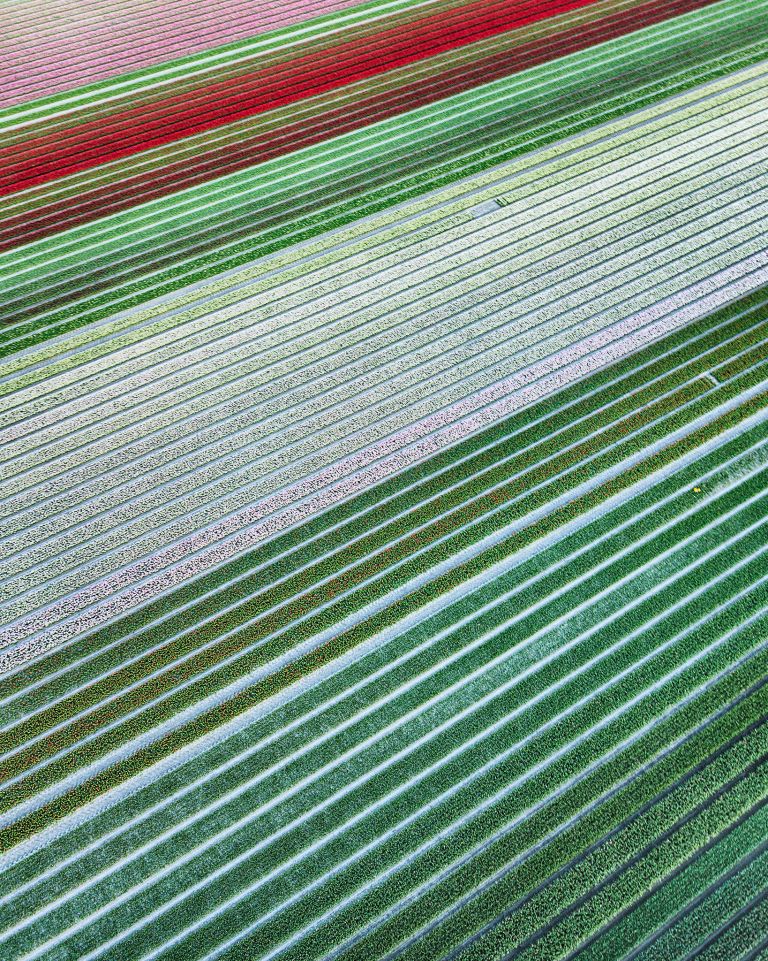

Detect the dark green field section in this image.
[0,285,766,960]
